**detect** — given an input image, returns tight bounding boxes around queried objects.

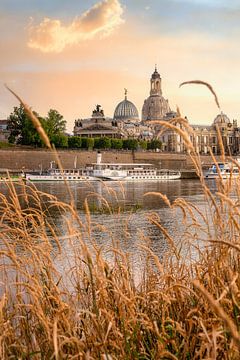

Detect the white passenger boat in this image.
[204,160,240,179]
[25,161,96,182]
[85,153,181,181]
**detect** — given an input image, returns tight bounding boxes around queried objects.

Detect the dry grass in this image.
[1,86,240,359]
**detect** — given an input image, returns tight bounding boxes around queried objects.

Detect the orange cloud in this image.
[27,0,124,53]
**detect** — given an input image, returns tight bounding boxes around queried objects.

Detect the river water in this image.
[0,179,218,282]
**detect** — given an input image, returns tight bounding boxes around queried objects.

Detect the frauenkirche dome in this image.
[142,66,171,121]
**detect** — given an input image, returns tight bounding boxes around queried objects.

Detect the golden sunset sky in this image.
[1,0,240,132]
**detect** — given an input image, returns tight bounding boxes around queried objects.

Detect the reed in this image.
[1,87,240,359]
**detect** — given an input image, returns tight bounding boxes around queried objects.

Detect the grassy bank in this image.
[1,87,240,359]
[0,154,240,359]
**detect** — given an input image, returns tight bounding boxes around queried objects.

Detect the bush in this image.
[139,140,147,150]
[111,138,123,149]
[147,139,162,150]
[81,137,94,149]
[123,138,138,150]
[68,136,82,148]
[94,137,111,149]
[51,133,68,148]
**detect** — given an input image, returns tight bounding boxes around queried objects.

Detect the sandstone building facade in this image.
[73,67,240,154]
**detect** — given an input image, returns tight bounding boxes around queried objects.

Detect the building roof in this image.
[213,112,231,125]
[114,89,139,121]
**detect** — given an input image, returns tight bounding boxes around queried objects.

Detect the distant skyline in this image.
[1,0,240,132]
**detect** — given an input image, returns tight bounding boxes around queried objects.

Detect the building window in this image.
[212,136,216,144]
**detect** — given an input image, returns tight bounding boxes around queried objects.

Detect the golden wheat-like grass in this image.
[1,84,240,358]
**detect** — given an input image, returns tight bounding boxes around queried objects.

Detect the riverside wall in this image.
[0,148,223,173]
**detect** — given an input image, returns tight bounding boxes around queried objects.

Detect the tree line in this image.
[7,105,162,150]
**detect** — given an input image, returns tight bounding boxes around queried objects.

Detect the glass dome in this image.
[114,90,139,121]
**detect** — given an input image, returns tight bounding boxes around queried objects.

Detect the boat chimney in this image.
[97,152,102,165]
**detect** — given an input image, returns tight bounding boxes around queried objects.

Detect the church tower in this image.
[150,65,162,96]
[142,67,171,121]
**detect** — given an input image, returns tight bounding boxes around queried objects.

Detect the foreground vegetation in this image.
[2,84,240,359]
[0,150,240,359]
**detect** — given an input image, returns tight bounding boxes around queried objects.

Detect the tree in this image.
[68,136,82,148]
[7,105,67,148]
[111,138,123,150]
[94,137,111,149]
[7,104,44,146]
[81,137,94,149]
[139,140,147,150]
[51,134,68,148]
[44,109,66,143]
[147,139,162,150]
[123,138,138,150]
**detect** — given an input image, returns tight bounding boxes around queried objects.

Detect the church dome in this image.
[142,95,170,121]
[114,90,139,121]
[213,112,231,125]
[142,67,171,121]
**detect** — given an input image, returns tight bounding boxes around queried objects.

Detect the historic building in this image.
[142,66,171,121]
[73,91,154,140]
[191,113,240,155]
[0,119,10,142]
[73,105,124,138]
[114,89,139,123]
[72,67,240,154]
[141,67,240,154]
[113,89,153,139]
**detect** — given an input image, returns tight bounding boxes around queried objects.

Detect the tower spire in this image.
[124,88,128,100]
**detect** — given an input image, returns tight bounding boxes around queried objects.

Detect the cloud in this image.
[27,0,124,53]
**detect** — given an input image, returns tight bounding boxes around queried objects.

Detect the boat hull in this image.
[25,174,97,182]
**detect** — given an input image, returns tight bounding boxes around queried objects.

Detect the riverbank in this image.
[0,148,222,176]
[1,160,240,358]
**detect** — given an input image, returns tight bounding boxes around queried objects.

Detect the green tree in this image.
[94,137,111,149]
[51,134,68,148]
[111,138,123,149]
[139,140,147,150]
[44,109,67,143]
[7,104,44,146]
[68,136,82,148]
[81,137,94,149]
[147,139,162,150]
[123,138,138,150]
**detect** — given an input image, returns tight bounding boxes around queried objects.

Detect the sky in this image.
[1,0,240,132]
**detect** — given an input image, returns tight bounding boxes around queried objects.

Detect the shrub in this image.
[68,136,82,148]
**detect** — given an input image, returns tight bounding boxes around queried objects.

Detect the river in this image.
[0,179,219,286]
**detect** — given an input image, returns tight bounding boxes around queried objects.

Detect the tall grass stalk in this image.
[1,86,240,359]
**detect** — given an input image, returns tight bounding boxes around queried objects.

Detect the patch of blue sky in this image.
[171,0,240,10]
[0,0,95,18]
[126,0,240,38]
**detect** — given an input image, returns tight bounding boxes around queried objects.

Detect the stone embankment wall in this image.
[0,148,222,173]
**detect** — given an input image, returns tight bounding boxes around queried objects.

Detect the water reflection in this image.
[0,179,218,277]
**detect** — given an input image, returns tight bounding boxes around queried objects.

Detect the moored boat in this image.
[85,153,181,181]
[25,153,181,182]
[204,159,240,179]
[25,161,96,182]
